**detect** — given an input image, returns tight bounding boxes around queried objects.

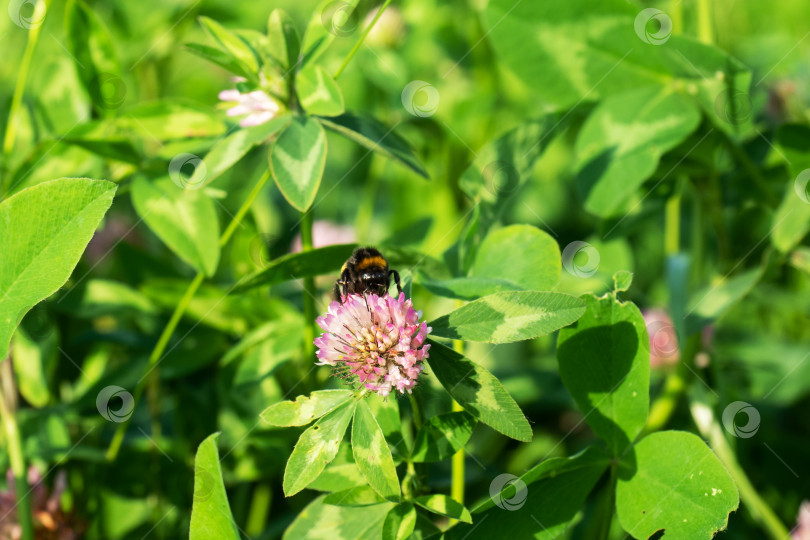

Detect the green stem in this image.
[0,359,34,540]
[106,170,272,461]
[689,391,790,539]
[596,464,618,540]
[670,0,683,35]
[245,483,272,536]
[696,0,714,44]
[300,211,317,369]
[333,0,393,80]
[1,0,48,196]
[450,337,465,514]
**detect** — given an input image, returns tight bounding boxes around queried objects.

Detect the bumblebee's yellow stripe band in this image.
[355,256,386,271]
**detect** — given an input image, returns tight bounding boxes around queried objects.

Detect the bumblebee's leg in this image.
[334,281,342,301]
[390,270,403,295]
[339,268,352,298]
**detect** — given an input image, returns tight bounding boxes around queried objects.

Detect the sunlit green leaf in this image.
[382,502,416,540]
[352,399,400,501]
[130,176,220,276]
[411,411,475,463]
[472,225,561,290]
[429,291,585,343]
[270,116,327,212]
[297,65,345,116]
[413,494,471,523]
[190,433,240,540]
[576,87,701,217]
[616,431,739,539]
[557,293,650,456]
[283,400,357,496]
[283,494,392,540]
[426,341,531,442]
[318,113,427,178]
[261,390,354,427]
[188,117,290,188]
[0,178,116,360]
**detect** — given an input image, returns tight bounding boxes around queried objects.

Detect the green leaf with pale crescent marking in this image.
[352,399,400,501]
[188,117,289,188]
[190,433,240,540]
[382,502,416,540]
[413,494,472,523]
[261,390,354,427]
[297,65,345,116]
[130,176,220,276]
[426,340,531,442]
[411,411,475,463]
[429,291,586,343]
[557,293,650,457]
[283,494,392,540]
[616,431,739,539]
[575,87,701,217]
[199,16,259,78]
[771,125,810,253]
[270,115,327,212]
[318,113,428,178]
[323,486,386,507]
[283,400,357,496]
[0,178,116,360]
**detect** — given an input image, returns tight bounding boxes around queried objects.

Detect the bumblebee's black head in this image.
[335,247,402,301]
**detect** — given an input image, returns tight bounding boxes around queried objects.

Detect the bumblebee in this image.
[335,247,402,300]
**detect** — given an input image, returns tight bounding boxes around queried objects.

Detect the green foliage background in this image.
[1,0,809,538]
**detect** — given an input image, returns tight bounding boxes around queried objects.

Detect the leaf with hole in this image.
[616,431,739,539]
